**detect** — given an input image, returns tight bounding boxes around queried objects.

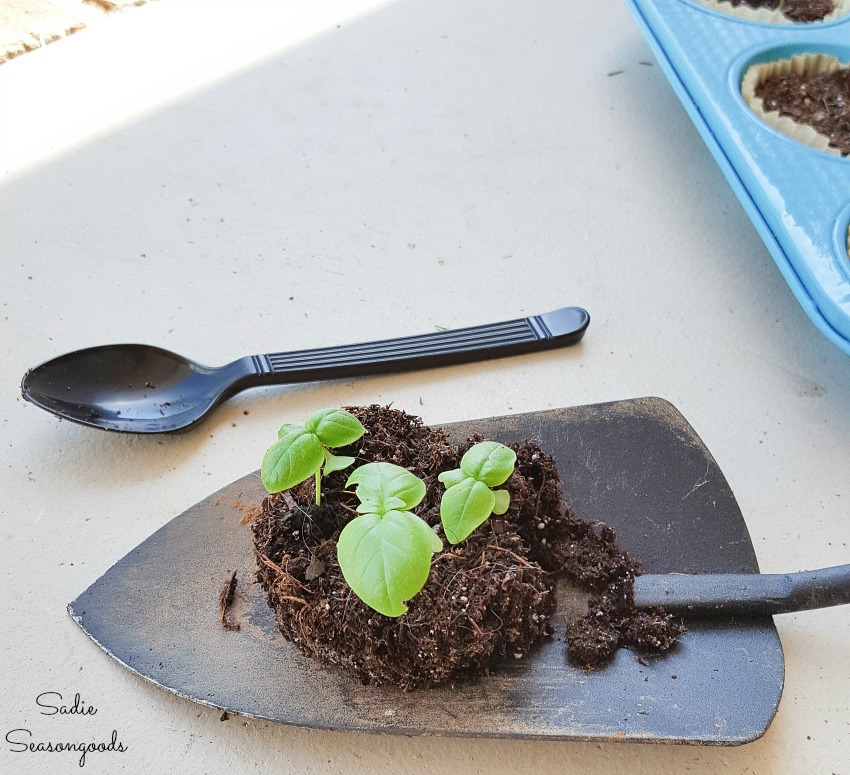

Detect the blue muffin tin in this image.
[624,0,850,355]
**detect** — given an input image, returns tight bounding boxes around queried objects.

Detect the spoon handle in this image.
[250,306,589,384]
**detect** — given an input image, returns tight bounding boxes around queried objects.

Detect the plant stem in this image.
[315,469,322,506]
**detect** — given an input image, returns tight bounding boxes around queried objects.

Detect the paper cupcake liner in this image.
[693,0,850,23]
[741,52,848,157]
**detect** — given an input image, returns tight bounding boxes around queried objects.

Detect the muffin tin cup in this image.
[695,0,850,25]
[626,0,850,354]
[741,52,847,157]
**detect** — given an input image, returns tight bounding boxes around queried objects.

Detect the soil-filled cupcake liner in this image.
[694,0,850,23]
[626,0,850,353]
[741,53,850,157]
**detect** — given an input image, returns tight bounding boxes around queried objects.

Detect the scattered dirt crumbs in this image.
[232,501,262,526]
[250,406,684,689]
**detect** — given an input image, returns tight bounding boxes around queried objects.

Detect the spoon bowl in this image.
[22,344,252,433]
[22,306,590,434]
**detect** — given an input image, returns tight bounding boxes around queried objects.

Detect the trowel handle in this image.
[633,564,850,617]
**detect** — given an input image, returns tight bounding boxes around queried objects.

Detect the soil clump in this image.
[252,406,683,689]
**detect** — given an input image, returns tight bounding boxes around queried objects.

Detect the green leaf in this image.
[437,468,466,488]
[438,442,515,541]
[355,495,406,514]
[440,478,496,544]
[459,441,516,487]
[337,510,441,617]
[277,423,301,439]
[492,488,511,515]
[419,519,444,554]
[323,452,356,474]
[261,429,325,493]
[347,462,426,514]
[305,408,366,448]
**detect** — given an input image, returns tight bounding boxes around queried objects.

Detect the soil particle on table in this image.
[726,0,835,22]
[755,67,850,156]
[251,406,683,689]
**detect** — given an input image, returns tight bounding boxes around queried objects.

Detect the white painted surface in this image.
[1,0,848,772]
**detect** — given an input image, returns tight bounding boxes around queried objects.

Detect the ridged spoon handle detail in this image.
[250,307,589,383]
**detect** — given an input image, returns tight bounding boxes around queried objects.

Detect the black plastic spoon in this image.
[21,306,589,434]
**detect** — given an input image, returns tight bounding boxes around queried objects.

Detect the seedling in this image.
[261,408,366,504]
[438,441,516,543]
[337,462,442,617]
[262,418,515,616]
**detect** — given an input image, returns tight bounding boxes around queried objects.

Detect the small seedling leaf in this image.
[337,510,441,617]
[355,494,406,514]
[492,488,511,515]
[437,468,466,488]
[323,452,356,474]
[305,408,366,448]
[440,477,496,544]
[261,429,325,493]
[459,441,517,487]
[347,462,426,514]
[277,423,301,439]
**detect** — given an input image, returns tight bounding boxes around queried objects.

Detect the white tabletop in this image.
[2,0,849,772]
